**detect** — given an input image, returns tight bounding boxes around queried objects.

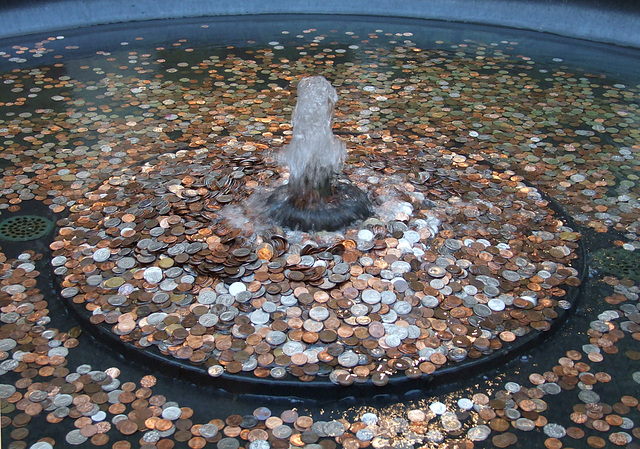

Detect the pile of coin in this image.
[1,247,638,449]
[1,19,640,449]
[50,141,582,384]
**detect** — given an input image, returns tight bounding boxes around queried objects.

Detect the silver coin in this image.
[467,425,491,441]
[362,289,381,304]
[449,348,467,362]
[60,287,79,299]
[242,357,258,371]
[407,410,426,422]
[441,416,461,432]
[338,351,359,367]
[0,384,16,399]
[540,383,561,395]
[236,291,252,303]
[108,295,127,306]
[312,421,328,437]
[0,360,20,373]
[280,294,297,306]
[29,390,48,402]
[393,301,412,315]
[76,364,92,374]
[361,413,378,426]
[578,390,600,403]
[65,429,88,445]
[487,298,505,311]
[502,270,521,282]
[53,407,70,418]
[505,382,521,393]
[265,331,287,346]
[473,304,492,317]
[381,291,397,304]
[333,263,350,275]
[404,230,421,244]
[582,344,600,354]
[92,411,107,422]
[282,341,304,356]
[323,420,345,437]
[543,423,566,438]
[457,398,474,410]
[250,309,270,325]
[390,261,411,274]
[309,307,329,321]
[199,314,219,327]
[208,365,223,377]
[30,442,54,449]
[590,320,610,333]
[504,408,520,420]
[143,266,163,284]
[51,256,67,267]
[199,424,220,439]
[228,281,246,296]
[0,339,17,351]
[270,367,287,379]
[384,334,401,348]
[430,402,446,415]
[303,319,323,333]
[620,417,635,430]
[514,418,535,431]
[142,430,162,443]
[93,247,111,263]
[249,441,270,449]
[350,304,369,317]
[161,406,182,420]
[107,390,123,403]
[356,429,375,441]
[218,437,241,449]
[421,295,439,308]
[117,257,136,269]
[273,424,293,439]
[392,278,408,293]
[253,407,271,421]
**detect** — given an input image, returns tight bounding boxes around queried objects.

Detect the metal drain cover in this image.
[0,215,54,241]
[593,247,640,282]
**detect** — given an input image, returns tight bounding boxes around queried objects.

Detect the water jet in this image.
[265,76,372,231]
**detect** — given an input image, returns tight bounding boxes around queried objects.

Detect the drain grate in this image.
[0,215,54,241]
[593,247,640,282]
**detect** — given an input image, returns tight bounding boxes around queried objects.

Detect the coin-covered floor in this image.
[1,15,639,449]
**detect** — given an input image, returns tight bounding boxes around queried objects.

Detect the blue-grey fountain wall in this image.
[1,0,639,48]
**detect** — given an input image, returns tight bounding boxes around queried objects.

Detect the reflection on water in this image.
[0,15,639,449]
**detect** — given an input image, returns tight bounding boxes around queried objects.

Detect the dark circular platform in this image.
[265,181,372,232]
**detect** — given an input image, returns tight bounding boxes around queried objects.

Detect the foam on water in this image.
[280,76,346,196]
[265,76,372,231]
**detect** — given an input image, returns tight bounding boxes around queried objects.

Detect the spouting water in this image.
[266,76,372,231]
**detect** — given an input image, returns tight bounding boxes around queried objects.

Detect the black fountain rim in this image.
[265,180,373,232]
[52,173,587,398]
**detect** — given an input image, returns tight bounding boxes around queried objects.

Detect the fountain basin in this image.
[1,0,640,49]
[0,6,639,449]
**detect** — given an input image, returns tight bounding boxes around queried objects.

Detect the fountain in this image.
[1,6,640,449]
[265,76,371,231]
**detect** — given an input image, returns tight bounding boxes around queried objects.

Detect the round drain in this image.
[593,247,640,282]
[0,215,54,241]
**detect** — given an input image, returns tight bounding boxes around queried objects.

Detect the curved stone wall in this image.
[1,0,639,48]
